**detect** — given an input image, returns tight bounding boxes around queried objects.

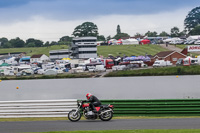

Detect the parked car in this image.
[37,69,46,75]
[112,65,126,71]
[87,66,96,72]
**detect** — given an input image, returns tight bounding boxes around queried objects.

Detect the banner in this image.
[188,45,200,52]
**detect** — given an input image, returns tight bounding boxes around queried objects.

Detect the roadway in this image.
[0,118,200,133]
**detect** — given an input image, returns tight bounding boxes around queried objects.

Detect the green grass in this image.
[0,44,167,57]
[0,45,68,56]
[97,45,167,57]
[1,116,200,122]
[0,72,96,80]
[105,65,200,77]
[175,44,188,50]
[27,129,200,133]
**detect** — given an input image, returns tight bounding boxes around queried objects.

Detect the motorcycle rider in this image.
[86,93,101,113]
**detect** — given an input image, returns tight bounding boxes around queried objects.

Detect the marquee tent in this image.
[123,56,151,62]
[140,39,151,44]
[187,35,200,41]
[122,39,139,45]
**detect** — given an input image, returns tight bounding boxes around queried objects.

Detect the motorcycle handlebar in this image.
[77,100,87,103]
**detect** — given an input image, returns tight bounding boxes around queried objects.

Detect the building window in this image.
[50,52,71,55]
[78,45,97,48]
[173,58,177,61]
[78,51,96,54]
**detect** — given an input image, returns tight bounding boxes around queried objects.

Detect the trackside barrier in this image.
[0,99,77,118]
[1,99,200,118]
[101,99,200,116]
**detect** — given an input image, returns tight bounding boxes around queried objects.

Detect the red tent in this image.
[117,39,122,44]
[140,39,151,45]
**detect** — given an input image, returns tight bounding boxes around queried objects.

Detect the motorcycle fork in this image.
[74,106,80,115]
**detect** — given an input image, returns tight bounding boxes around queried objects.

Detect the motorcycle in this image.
[68,100,114,122]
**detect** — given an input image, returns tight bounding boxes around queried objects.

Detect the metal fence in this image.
[0,99,77,118]
[101,99,200,116]
[1,99,200,118]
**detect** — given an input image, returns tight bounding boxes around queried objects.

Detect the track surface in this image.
[0,118,200,133]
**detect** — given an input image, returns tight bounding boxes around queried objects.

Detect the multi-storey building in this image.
[71,37,97,59]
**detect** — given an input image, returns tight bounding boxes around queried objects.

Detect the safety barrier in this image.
[0,99,77,118]
[1,99,200,118]
[101,99,200,116]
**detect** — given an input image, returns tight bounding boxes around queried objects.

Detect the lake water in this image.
[0,75,200,101]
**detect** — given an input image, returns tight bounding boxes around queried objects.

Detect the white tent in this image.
[183,56,193,66]
[122,39,139,45]
[163,38,172,43]
[108,39,118,45]
[187,35,200,41]
[163,38,183,44]
[0,60,3,65]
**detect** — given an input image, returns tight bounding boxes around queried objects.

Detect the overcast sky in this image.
[0,0,199,42]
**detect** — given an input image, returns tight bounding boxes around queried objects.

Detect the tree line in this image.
[0,36,73,48]
[0,6,200,48]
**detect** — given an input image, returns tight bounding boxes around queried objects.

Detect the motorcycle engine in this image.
[84,111,97,119]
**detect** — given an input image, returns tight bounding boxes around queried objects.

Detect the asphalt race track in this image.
[0,118,200,133]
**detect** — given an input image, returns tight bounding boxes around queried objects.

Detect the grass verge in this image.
[0,72,96,80]
[105,65,200,77]
[1,116,200,122]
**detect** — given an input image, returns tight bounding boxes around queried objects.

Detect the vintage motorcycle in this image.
[68,100,114,122]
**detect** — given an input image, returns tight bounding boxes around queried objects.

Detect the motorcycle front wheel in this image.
[68,110,81,122]
[99,111,113,121]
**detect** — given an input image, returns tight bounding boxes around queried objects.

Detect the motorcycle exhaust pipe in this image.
[100,109,112,115]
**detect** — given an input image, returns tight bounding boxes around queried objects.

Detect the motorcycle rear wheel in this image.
[68,110,81,122]
[99,111,113,121]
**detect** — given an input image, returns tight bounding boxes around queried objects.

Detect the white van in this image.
[153,60,172,67]
[95,65,106,72]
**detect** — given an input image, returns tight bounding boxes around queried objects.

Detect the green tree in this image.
[58,36,72,45]
[117,25,121,34]
[184,6,200,32]
[179,30,187,37]
[35,40,43,47]
[97,35,106,41]
[159,31,169,36]
[72,22,98,37]
[134,33,143,38]
[106,35,111,41]
[26,38,43,47]
[50,41,57,46]
[44,41,50,47]
[170,27,180,37]
[189,25,200,35]
[113,33,130,40]
[3,42,12,48]
[0,37,9,47]
[59,36,72,42]
[145,31,157,37]
[10,37,25,48]
[27,42,35,47]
